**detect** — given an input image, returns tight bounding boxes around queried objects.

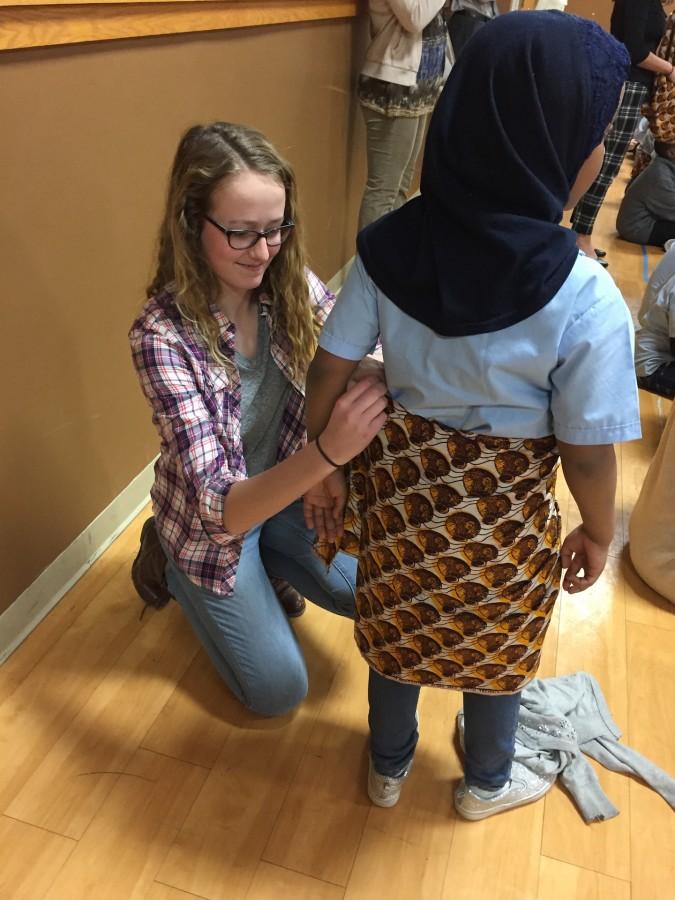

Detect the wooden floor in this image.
[1,165,674,900]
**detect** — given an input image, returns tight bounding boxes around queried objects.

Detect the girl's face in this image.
[201,170,287,300]
[564,142,606,210]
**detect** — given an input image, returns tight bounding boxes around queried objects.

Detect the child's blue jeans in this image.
[369,669,521,789]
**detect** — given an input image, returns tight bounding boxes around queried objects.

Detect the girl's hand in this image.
[303,470,348,542]
[319,376,388,466]
[560,525,609,593]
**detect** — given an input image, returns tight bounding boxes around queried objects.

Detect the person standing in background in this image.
[358,0,451,231]
[447,0,498,59]
[569,0,670,267]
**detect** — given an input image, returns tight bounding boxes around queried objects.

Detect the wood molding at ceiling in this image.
[0,0,358,52]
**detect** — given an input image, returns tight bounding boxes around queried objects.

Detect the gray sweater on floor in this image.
[514,672,675,823]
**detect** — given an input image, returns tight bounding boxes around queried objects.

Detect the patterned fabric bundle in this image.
[644,13,675,143]
[318,404,562,695]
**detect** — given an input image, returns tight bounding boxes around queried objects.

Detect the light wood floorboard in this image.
[1,165,674,898]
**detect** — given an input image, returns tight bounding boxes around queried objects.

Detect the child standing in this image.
[305,13,641,819]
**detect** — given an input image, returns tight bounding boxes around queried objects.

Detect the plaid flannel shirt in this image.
[129,268,334,596]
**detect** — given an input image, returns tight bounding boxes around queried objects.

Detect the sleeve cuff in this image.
[199,474,245,543]
[554,421,643,445]
[318,330,376,361]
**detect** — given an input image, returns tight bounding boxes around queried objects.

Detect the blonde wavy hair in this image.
[148,122,316,380]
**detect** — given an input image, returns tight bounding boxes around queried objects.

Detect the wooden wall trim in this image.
[0,0,358,52]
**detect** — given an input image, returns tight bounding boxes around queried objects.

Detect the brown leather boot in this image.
[270,577,306,617]
[131,517,172,611]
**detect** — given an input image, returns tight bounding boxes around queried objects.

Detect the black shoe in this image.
[595,248,607,258]
[270,577,306,617]
[131,517,172,611]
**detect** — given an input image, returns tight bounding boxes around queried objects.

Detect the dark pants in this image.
[648,219,675,249]
[448,10,489,60]
[638,362,675,399]
[571,81,648,236]
[368,668,521,789]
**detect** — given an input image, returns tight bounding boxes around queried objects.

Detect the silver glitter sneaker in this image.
[367,758,411,808]
[454,760,554,821]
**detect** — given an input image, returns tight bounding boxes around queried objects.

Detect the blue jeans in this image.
[164,501,357,716]
[369,670,521,789]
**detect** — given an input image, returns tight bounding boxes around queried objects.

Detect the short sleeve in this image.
[318,255,381,360]
[551,286,641,445]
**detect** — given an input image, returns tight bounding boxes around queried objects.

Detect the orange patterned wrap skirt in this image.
[318,403,563,695]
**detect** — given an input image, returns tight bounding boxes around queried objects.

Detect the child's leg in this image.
[368,669,420,776]
[456,690,553,819]
[462,691,521,790]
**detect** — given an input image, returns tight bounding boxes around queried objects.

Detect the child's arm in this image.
[557,441,617,593]
[304,348,366,540]
[225,376,385,534]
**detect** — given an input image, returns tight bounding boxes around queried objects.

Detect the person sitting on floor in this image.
[616,141,675,248]
[635,239,675,398]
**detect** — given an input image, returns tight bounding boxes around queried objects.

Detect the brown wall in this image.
[566,0,613,29]
[0,19,367,613]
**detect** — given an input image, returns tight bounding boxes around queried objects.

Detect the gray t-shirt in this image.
[616,156,675,245]
[235,313,291,476]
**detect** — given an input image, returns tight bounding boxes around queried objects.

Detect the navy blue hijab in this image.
[357,12,629,336]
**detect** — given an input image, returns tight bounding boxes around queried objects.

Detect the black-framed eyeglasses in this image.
[204,215,295,250]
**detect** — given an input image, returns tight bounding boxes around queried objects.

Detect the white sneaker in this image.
[454,760,554,821]
[367,758,411,808]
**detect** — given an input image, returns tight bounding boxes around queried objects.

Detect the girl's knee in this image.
[242,665,308,717]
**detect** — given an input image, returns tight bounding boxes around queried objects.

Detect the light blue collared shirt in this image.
[319,253,641,445]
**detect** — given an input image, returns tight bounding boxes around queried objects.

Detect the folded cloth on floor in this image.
[514,672,675,822]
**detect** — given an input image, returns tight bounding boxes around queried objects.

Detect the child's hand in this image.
[348,354,385,389]
[303,470,348,543]
[560,525,609,593]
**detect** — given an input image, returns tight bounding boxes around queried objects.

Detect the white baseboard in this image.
[0,458,157,666]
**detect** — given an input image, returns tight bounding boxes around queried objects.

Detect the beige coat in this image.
[629,402,675,603]
[361,0,451,86]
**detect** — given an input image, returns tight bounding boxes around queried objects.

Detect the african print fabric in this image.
[318,403,562,695]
